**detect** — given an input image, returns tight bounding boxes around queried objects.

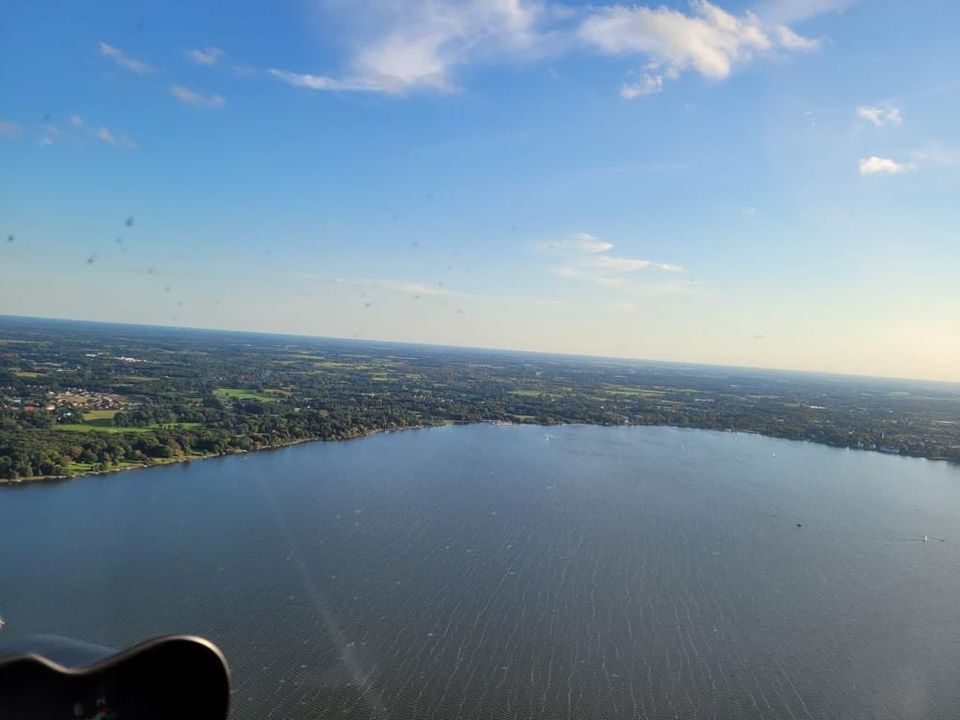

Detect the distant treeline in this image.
[2,318,959,480]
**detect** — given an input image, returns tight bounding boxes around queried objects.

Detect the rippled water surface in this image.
[3,425,960,719]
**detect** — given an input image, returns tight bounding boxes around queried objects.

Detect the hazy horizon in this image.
[3,0,959,382]
[6,312,958,388]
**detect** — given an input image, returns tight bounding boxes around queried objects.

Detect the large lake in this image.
[3,425,960,719]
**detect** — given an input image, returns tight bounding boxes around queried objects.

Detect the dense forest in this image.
[2,316,959,480]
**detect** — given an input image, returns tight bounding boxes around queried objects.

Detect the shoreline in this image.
[2,419,957,486]
[0,422,453,486]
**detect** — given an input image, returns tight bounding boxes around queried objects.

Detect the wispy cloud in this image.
[267,69,386,93]
[585,255,682,273]
[0,120,23,136]
[186,47,224,66]
[857,105,902,127]
[543,232,683,292]
[95,125,137,150]
[620,72,663,99]
[858,156,911,175]
[775,24,819,50]
[170,84,226,108]
[270,0,545,95]
[98,41,153,74]
[297,274,453,297]
[70,114,85,128]
[538,232,614,255]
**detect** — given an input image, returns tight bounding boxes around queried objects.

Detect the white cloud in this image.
[70,114,85,128]
[267,69,386,93]
[858,156,911,175]
[910,142,960,168]
[575,232,615,253]
[350,0,543,92]
[743,206,758,216]
[621,72,663,99]
[0,120,23,136]
[298,275,452,297]
[856,105,902,127]
[187,47,224,66]
[259,0,828,98]
[270,0,546,95]
[578,0,816,93]
[94,125,137,150]
[586,255,654,272]
[544,232,682,292]
[98,42,153,74]
[170,84,226,108]
[538,232,614,254]
[775,24,819,50]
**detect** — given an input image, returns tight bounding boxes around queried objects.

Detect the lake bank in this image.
[4,416,957,486]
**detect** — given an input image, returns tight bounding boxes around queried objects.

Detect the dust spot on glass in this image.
[164,285,171,293]
[177,301,184,307]
[364,302,372,308]
[147,266,157,275]
[456,308,463,315]
[125,216,135,227]
[42,113,51,122]
[86,253,98,265]
[6,234,13,243]
[115,236,123,244]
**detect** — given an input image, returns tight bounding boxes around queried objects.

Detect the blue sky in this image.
[2,0,959,381]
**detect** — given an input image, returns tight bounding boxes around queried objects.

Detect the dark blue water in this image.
[3,425,960,719]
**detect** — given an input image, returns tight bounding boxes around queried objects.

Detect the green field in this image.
[56,420,202,433]
[67,461,143,473]
[84,409,120,421]
[602,387,665,397]
[214,388,278,402]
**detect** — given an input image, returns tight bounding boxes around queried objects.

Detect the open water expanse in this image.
[3,424,960,719]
